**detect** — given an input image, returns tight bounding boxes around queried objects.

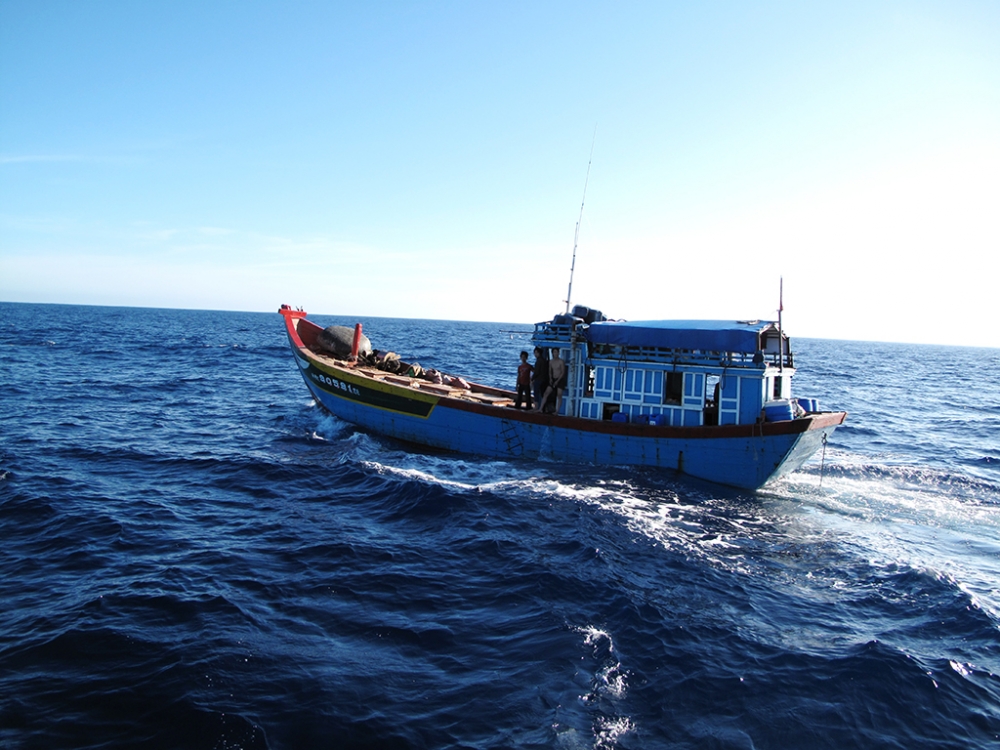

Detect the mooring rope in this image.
[819,432,828,488]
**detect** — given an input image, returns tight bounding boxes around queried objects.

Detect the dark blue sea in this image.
[2,301,999,749]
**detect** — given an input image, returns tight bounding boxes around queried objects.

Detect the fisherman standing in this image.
[514,351,533,409]
[531,346,549,409]
[538,349,566,414]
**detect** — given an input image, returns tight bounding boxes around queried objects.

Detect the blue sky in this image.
[2,1,998,346]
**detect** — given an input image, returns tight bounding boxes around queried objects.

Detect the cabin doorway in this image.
[705,375,720,426]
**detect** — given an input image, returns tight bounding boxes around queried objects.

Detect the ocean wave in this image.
[6,303,1000,749]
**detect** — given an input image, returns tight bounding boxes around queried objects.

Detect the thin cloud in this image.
[0,154,91,164]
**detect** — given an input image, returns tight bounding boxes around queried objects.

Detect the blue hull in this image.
[289,341,842,491]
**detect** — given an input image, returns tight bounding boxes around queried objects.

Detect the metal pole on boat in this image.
[564,127,597,315]
[778,277,784,373]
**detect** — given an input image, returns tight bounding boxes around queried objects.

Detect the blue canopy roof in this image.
[583,319,779,353]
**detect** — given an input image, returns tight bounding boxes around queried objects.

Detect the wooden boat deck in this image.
[305,347,518,407]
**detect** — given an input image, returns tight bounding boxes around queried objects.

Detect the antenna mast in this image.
[565,127,597,314]
[778,276,784,373]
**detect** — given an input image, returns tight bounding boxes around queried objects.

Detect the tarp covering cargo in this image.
[584,319,779,353]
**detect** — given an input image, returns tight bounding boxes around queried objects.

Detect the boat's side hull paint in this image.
[296,356,438,418]
[288,338,843,490]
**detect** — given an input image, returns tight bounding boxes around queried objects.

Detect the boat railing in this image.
[769,351,794,368]
[584,346,794,370]
[533,322,796,369]
[532,320,580,345]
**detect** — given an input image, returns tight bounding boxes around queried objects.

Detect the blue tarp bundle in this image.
[583,319,778,353]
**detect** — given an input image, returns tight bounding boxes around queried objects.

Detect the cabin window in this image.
[584,365,595,397]
[773,376,785,400]
[663,372,683,404]
[602,403,620,420]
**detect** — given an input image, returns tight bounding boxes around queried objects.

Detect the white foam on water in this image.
[572,625,634,748]
[310,414,1000,628]
[346,443,778,574]
[768,453,1000,622]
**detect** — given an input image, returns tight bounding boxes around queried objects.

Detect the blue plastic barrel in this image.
[797,397,817,413]
[764,400,795,422]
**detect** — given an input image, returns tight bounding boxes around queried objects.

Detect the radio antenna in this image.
[778,276,784,373]
[564,126,597,315]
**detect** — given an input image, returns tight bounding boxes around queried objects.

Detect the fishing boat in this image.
[279,303,846,490]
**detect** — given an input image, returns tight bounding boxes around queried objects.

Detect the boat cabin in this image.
[531,306,800,426]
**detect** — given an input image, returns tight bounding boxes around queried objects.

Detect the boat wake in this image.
[768,451,1000,622]
[309,413,1000,642]
[772,449,1000,524]
[304,413,821,578]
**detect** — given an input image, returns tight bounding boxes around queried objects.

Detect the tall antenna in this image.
[778,276,784,373]
[565,126,597,314]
